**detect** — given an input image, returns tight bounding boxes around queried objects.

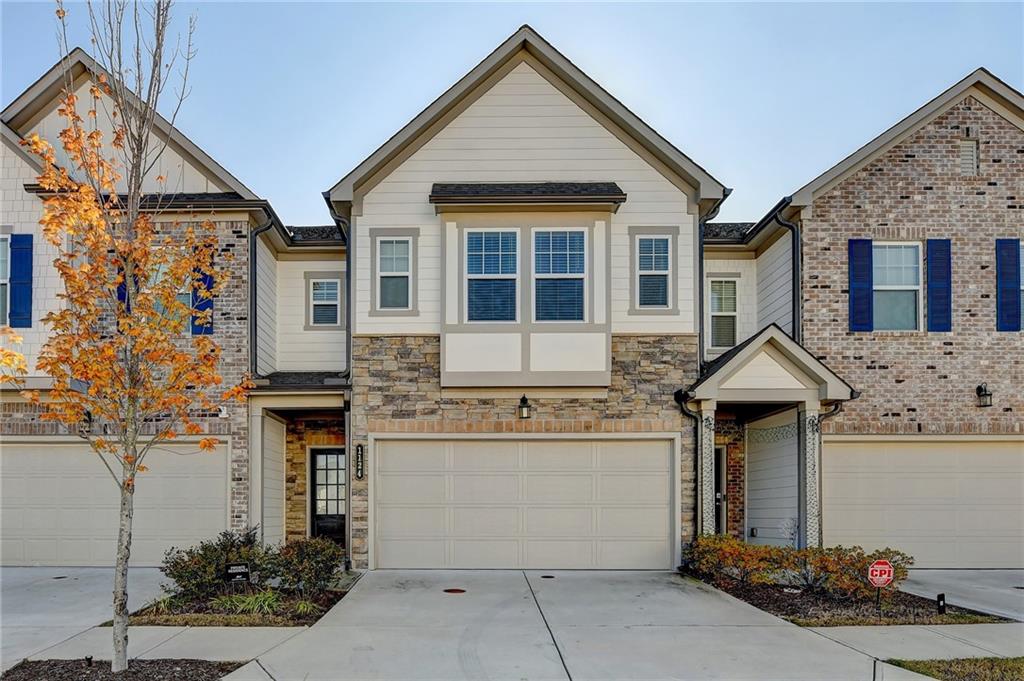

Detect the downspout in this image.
[768,197,802,343]
[809,390,860,547]
[249,216,276,375]
[674,388,701,565]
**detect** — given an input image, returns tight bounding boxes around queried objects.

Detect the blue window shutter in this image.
[9,234,33,328]
[926,239,952,332]
[848,239,873,332]
[995,238,1021,332]
[116,265,128,310]
[191,266,214,335]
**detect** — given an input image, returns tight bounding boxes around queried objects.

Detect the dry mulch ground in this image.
[1,659,243,681]
[692,574,1006,626]
[889,657,1024,681]
[123,589,345,627]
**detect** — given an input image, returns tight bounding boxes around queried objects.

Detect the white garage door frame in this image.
[366,431,682,570]
[1,434,233,566]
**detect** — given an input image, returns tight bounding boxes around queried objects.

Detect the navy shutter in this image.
[8,234,33,328]
[116,265,128,310]
[995,238,1021,332]
[848,239,873,332]
[191,260,214,335]
[926,239,952,332]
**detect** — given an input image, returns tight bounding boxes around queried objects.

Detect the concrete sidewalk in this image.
[902,569,1024,621]
[811,623,1024,660]
[19,626,303,665]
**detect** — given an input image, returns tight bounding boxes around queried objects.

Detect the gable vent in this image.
[959,139,979,176]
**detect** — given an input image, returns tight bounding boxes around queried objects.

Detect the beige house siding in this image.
[353,60,697,338]
[801,95,1024,435]
[705,257,758,356]
[756,233,793,334]
[275,260,347,371]
[254,237,278,375]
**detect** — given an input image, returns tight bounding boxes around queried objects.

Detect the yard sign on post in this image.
[868,559,894,616]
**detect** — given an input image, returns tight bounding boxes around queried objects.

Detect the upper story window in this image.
[466,230,517,322]
[534,229,586,322]
[636,236,670,308]
[151,262,192,330]
[310,279,342,326]
[872,242,921,330]
[709,279,737,348]
[0,235,9,325]
[377,238,411,310]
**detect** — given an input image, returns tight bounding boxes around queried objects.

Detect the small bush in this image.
[272,537,345,597]
[293,599,322,617]
[209,590,280,615]
[162,527,272,600]
[685,534,782,584]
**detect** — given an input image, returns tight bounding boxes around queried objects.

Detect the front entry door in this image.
[311,448,346,547]
[714,446,727,534]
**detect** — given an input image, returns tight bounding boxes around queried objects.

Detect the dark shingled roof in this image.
[254,371,349,391]
[703,222,755,242]
[288,225,345,243]
[429,182,626,204]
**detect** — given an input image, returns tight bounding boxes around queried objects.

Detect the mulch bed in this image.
[889,657,1024,681]
[1,659,243,681]
[123,589,345,627]
[690,573,1006,626]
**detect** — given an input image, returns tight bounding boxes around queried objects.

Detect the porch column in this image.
[699,401,717,535]
[798,405,821,548]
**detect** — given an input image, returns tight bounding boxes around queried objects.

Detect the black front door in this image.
[714,446,727,534]
[311,448,346,547]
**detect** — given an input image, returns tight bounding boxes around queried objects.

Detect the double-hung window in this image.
[872,243,921,330]
[377,238,411,310]
[709,280,737,348]
[0,235,9,325]
[466,231,517,322]
[151,260,193,331]
[636,236,670,308]
[534,229,585,322]
[310,279,341,326]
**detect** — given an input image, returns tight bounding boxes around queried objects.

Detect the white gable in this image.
[26,77,229,195]
[720,347,815,390]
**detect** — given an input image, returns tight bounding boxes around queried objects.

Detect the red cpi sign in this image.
[868,559,894,588]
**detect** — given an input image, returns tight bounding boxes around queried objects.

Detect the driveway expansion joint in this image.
[522,571,573,681]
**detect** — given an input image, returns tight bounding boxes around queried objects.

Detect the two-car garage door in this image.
[823,438,1024,568]
[373,438,675,569]
[2,442,229,566]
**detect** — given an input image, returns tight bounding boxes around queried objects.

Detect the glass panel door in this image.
[311,448,346,547]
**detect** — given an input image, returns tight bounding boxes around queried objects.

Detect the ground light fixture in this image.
[518,394,532,419]
[976,383,993,408]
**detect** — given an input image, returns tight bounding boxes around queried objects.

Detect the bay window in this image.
[466,230,517,322]
[534,229,585,322]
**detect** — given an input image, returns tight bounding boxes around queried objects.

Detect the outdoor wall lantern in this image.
[518,394,532,419]
[975,383,993,408]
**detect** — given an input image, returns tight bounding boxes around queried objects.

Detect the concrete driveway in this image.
[0,567,165,670]
[902,569,1024,621]
[228,570,882,681]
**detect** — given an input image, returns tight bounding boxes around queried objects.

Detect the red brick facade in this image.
[800,96,1024,435]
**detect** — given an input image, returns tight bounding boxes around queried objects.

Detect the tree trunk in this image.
[111,482,135,673]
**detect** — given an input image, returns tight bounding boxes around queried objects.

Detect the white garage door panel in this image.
[823,440,1024,568]
[374,438,673,569]
[2,443,229,566]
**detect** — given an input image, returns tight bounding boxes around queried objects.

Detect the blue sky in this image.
[3,2,1021,224]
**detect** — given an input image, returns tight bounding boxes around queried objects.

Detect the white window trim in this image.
[708,278,738,349]
[872,241,923,332]
[635,235,672,309]
[464,228,520,324]
[309,278,342,327]
[532,226,588,324]
[0,235,9,326]
[376,236,412,312]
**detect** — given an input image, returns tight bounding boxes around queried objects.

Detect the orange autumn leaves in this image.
[21,82,252,470]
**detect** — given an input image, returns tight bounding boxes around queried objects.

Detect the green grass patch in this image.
[888,657,1024,681]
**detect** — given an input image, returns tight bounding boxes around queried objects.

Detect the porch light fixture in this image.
[975,383,993,408]
[518,394,532,419]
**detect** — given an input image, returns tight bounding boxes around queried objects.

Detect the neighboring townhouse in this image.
[697,69,1024,568]
[0,50,350,566]
[324,26,855,570]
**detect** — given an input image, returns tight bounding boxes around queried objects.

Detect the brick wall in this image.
[0,217,253,529]
[801,95,1024,435]
[715,417,745,539]
[283,413,346,544]
[349,334,699,569]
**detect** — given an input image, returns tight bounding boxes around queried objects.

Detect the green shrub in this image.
[162,527,272,600]
[293,599,322,617]
[272,537,345,597]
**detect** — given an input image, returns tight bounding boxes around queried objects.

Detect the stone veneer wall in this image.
[0,219,253,529]
[283,414,346,544]
[715,417,745,539]
[801,96,1023,435]
[349,334,699,569]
